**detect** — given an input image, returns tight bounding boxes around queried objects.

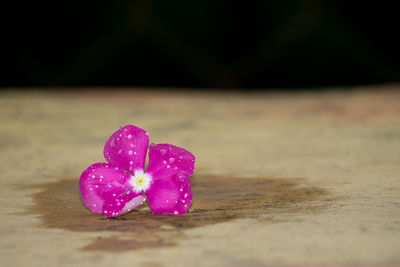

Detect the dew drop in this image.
[168,157,175,163]
[127,134,133,139]
[110,139,116,147]
[160,149,167,155]
[128,150,133,155]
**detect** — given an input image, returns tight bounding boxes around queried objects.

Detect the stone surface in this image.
[0,85,399,266]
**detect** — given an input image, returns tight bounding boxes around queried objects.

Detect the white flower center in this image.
[129,169,152,193]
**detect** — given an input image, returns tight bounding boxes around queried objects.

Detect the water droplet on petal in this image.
[168,157,175,163]
[160,149,167,155]
[110,138,116,147]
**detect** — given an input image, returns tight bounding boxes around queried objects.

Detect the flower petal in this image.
[146,143,195,182]
[102,193,146,218]
[103,125,149,173]
[146,176,192,214]
[79,162,139,213]
[145,144,195,214]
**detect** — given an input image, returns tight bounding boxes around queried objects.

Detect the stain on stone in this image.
[23,174,329,252]
[81,236,176,252]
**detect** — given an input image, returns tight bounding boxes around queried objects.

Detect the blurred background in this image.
[1,0,399,90]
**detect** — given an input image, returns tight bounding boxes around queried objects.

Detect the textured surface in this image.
[0,85,400,266]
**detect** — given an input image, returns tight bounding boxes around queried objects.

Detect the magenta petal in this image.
[146,176,192,214]
[103,125,149,173]
[102,193,146,218]
[79,162,135,213]
[145,144,195,214]
[146,144,195,182]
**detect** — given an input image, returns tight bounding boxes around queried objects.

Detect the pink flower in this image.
[79,125,195,218]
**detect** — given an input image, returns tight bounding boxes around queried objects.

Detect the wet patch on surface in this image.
[81,236,176,252]
[24,174,330,252]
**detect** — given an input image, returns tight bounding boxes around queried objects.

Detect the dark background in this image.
[1,0,399,89]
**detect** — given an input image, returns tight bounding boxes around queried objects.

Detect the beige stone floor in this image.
[0,85,399,267]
